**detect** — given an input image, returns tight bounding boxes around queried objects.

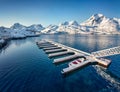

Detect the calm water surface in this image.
[0,34,120,92]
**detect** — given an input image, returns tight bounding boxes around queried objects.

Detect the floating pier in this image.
[39,45,58,49]
[45,49,67,54]
[43,47,62,51]
[48,51,74,58]
[53,55,84,64]
[37,40,112,75]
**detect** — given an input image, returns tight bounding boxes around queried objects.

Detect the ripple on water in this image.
[0,35,120,92]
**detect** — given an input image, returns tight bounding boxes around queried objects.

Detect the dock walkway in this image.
[36,40,112,74]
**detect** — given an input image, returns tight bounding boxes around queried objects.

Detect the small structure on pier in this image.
[36,40,118,75]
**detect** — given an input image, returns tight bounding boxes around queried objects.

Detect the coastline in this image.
[0,34,40,50]
[0,33,119,50]
[0,38,9,49]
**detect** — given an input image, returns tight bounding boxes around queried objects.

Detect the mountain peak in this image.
[69,21,79,26]
[11,23,26,29]
[93,13,104,17]
[59,21,69,26]
[27,24,44,31]
[30,24,43,27]
[90,13,105,20]
[13,23,24,26]
[81,13,106,26]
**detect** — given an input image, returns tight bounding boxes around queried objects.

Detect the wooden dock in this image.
[36,40,111,74]
[48,51,74,58]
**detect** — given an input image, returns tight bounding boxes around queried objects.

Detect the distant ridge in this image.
[0,23,44,38]
[1,14,120,37]
[41,14,120,34]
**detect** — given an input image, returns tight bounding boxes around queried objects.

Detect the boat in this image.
[68,58,85,67]
[61,58,91,74]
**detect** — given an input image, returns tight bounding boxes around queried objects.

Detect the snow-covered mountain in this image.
[10,23,44,32]
[0,23,44,39]
[27,24,44,31]
[41,14,120,34]
[10,23,26,30]
[10,23,34,38]
[0,26,11,37]
[81,14,105,26]
[56,21,82,34]
[81,14,120,33]
[1,13,120,37]
[41,24,58,34]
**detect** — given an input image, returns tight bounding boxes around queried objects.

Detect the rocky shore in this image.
[0,39,8,49]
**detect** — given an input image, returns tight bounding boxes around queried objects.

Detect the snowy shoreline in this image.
[0,34,40,49]
[1,13,120,48]
[0,23,43,49]
[0,39,8,49]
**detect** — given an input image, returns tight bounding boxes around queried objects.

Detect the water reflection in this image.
[0,41,11,55]
[1,34,120,59]
[43,34,120,53]
[0,34,120,92]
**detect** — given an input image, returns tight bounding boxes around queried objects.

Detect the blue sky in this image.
[0,0,120,27]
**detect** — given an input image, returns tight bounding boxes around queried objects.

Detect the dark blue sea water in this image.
[0,34,120,92]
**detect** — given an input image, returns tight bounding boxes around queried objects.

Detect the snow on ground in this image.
[0,23,44,39]
[0,39,6,48]
[41,25,58,34]
[0,39,4,44]
[41,14,120,34]
[1,13,120,37]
